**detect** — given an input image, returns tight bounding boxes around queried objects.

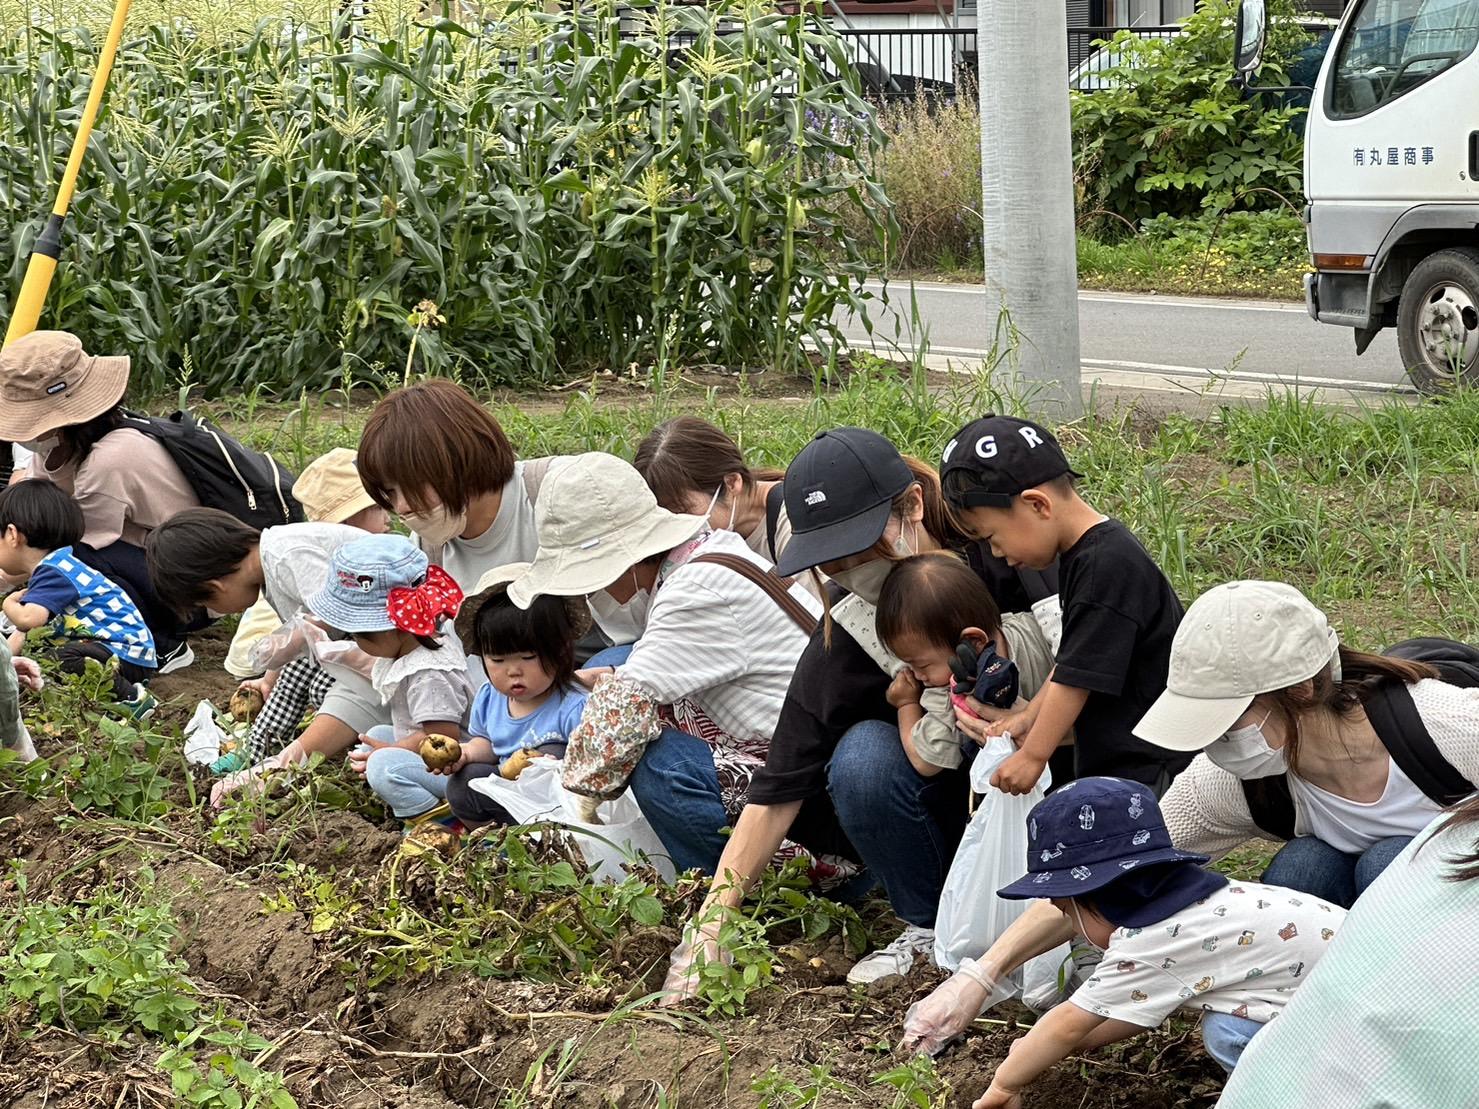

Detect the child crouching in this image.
[973,777,1345,1108]
[875,552,1055,777]
[442,564,590,829]
[309,535,474,829]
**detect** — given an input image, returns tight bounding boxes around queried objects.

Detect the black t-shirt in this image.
[1054,519,1190,786]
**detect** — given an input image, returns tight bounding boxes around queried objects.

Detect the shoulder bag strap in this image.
[1240,775,1298,841]
[521,457,555,506]
[1365,680,1476,805]
[692,553,817,636]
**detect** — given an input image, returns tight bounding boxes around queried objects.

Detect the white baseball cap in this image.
[1134,580,1341,752]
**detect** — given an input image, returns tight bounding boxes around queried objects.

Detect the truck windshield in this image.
[1329,0,1479,117]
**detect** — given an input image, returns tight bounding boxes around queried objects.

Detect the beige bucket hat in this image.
[292,448,378,525]
[1134,580,1341,752]
[0,331,130,441]
[507,452,707,607]
[455,561,593,647]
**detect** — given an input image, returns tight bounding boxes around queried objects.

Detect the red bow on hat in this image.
[387,564,464,637]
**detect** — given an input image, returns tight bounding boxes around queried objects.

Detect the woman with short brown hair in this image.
[357,379,563,592]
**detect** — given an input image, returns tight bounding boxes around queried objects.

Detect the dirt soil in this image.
[1,630,1226,1109]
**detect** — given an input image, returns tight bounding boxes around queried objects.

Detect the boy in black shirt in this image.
[939,415,1190,795]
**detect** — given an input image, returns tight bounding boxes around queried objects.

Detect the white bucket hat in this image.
[1134,580,1341,752]
[508,452,707,607]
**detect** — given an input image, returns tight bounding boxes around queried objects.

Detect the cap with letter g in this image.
[939,414,1081,509]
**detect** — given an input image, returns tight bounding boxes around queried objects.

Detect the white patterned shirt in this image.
[1072,881,1345,1028]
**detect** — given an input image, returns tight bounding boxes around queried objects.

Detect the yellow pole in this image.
[3,0,134,349]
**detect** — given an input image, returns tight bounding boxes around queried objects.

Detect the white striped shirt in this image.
[619,529,821,744]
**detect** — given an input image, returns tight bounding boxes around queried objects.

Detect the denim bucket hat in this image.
[997,777,1210,902]
[309,534,430,634]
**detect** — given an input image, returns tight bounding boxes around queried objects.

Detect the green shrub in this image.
[0,0,892,394]
[1071,0,1312,224]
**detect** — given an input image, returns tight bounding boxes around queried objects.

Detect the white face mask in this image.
[1206,712,1288,779]
[704,484,738,533]
[827,517,917,606]
[21,434,59,458]
[402,504,468,548]
[588,569,651,645]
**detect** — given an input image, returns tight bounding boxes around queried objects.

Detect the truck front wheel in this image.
[1398,248,1479,392]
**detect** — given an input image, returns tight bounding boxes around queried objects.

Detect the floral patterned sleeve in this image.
[561,673,662,799]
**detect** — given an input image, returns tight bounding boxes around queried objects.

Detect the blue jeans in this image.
[628,728,731,875]
[359,726,448,818]
[1202,1013,1263,1073]
[827,719,969,928]
[1261,834,1413,909]
[586,644,634,669]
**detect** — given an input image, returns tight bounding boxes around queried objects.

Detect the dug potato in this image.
[229,686,265,721]
[500,748,535,781]
[419,733,462,771]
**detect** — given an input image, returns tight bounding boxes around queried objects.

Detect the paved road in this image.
[840,281,1412,396]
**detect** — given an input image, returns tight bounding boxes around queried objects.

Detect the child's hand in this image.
[237,675,276,702]
[990,749,1047,796]
[886,669,923,710]
[349,733,397,777]
[973,1081,1022,1109]
[574,665,615,689]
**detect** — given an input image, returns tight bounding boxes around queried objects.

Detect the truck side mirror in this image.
[1234,0,1267,80]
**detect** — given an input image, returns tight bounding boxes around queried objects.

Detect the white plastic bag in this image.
[468,760,676,884]
[933,736,1069,992]
[183,700,227,765]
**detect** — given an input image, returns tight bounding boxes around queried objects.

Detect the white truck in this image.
[1236,0,1479,390]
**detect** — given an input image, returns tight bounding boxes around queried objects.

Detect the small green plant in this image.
[753,1062,858,1107]
[870,1056,950,1109]
[0,866,200,1039]
[156,1020,300,1109]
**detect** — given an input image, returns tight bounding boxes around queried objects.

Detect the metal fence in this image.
[827,24,1183,103]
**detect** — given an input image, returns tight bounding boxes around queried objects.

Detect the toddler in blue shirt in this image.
[443,564,590,829]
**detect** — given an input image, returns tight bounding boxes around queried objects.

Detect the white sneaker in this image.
[846,924,935,985]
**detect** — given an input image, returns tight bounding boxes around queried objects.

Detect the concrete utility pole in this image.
[978,0,1082,417]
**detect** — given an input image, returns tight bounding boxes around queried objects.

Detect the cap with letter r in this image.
[939,414,1081,509]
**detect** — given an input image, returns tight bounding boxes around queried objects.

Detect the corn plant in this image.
[0,0,894,394]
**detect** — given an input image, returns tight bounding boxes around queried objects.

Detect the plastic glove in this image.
[250,617,327,672]
[900,957,1011,1056]
[570,793,604,825]
[659,918,727,1006]
[209,753,285,808]
[11,656,42,692]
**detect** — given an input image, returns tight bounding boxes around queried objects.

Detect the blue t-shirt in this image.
[468,683,588,765]
[23,546,157,669]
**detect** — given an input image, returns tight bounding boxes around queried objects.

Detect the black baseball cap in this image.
[939,414,1079,509]
[776,427,913,577]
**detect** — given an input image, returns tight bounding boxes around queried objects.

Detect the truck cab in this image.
[1238,0,1479,390]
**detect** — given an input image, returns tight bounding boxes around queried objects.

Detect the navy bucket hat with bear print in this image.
[997,777,1211,902]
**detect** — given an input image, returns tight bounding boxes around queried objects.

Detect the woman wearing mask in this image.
[356,381,568,593]
[633,417,823,599]
[1134,580,1479,908]
[0,331,199,671]
[663,428,1043,995]
[506,452,822,874]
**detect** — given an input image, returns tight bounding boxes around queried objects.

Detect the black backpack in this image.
[120,410,304,530]
[1243,637,1479,839]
